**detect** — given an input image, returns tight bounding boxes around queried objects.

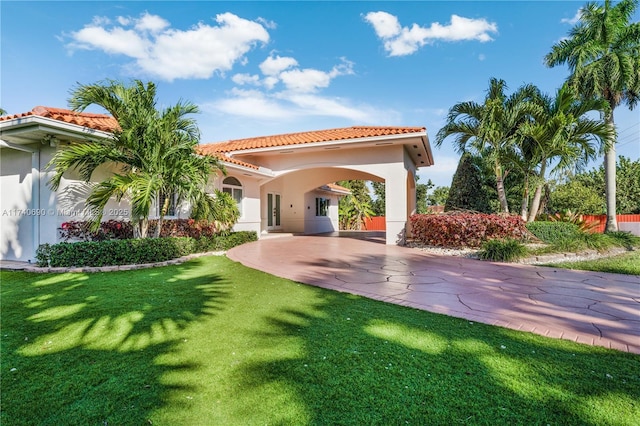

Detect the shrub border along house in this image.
[36,230,257,268]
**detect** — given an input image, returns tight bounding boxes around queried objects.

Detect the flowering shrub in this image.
[410,213,530,248]
[59,219,219,241]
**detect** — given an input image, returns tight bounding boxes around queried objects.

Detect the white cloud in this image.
[257,17,277,30]
[134,12,170,33]
[259,54,298,76]
[364,11,402,38]
[364,11,498,56]
[280,59,354,93]
[478,53,486,61]
[561,9,582,25]
[205,89,392,123]
[283,93,372,121]
[71,26,149,58]
[67,12,270,81]
[232,73,261,86]
[210,89,293,119]
[204,56,392,123]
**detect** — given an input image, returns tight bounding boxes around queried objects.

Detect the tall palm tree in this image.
[48,79,231,238]
[435,78,538,213]
[0,108,7,115]
[545,0,640,231]
[520,84,613,221]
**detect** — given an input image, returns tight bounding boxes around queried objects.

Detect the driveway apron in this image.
[227,235,640,354]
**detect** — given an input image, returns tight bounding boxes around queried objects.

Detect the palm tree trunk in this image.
[604,108,618,232]
[520,173,530,220]
[134,218,149,239]
[495,160,509,213]
[527,161,547,222]
[154,197,170,238]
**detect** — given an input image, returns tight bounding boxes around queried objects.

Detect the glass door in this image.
[267,193,281,229]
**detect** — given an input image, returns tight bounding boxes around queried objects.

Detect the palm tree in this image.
[337,180,374,230]
[48,79,231,238]
[545,0,640,231]
[520,84,613,221]
[435,78,538,213]
[0,108,7,115]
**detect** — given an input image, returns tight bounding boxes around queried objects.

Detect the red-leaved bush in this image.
[410,213,530,248]
[59,219,220,241]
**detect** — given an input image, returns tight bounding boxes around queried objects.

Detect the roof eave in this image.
[221,131,429,156]
[0,115,114,143]
[222,161,274,178]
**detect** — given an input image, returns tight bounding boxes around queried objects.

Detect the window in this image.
[316,197,329,216]
[222,176,243,215]
[157,191,177,217]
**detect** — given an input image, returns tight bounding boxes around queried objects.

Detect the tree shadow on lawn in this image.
[236,289,640,425]
[0,258,228,425]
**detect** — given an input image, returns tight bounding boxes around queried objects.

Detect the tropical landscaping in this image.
[2,256,639,425]
[1,2,639,425]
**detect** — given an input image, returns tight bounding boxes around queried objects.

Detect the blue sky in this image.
[2,1,639,188]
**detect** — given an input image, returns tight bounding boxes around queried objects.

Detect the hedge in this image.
[525,221,581,244]
[410,213,530,248]
[59,219,222,241]
[35,231,257,267]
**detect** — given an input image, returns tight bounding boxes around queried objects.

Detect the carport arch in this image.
[258,165,416,244]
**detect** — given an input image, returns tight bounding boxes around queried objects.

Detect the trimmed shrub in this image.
[526,221,580,244]
[59,219,221,242]
[478,239,528,262]
[410,213,530,248]
[36,231,257,267]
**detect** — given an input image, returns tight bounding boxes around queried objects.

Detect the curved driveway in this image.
[227,235,640,354]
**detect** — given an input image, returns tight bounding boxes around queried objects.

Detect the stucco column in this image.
[385,166,409,245]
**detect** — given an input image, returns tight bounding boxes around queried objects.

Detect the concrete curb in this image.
[2,251,226,273]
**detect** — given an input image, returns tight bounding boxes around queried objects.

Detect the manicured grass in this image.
[1,256,639,425]
[543,249,640,275]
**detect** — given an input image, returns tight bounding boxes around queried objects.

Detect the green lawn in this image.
[543,249,640,275]
[1,256,638,425]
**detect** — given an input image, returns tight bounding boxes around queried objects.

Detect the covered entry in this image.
[198,126,434,245]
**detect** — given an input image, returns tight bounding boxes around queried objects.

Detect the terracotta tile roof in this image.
[199,126,426,153]
[325,183,351,193]
[210,153,260,170]
[0,106,118,132]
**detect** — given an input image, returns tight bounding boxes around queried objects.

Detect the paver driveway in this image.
[228,234,640,354]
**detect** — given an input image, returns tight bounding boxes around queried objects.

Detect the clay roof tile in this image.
[0,106,119,132]
[200,125,426,153]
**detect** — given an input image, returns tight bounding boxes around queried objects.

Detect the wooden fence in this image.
[582,214,640,234]
[363,216,386,231]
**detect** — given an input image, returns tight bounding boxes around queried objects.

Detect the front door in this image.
[267,193,281,230]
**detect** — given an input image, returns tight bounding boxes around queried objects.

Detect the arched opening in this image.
[222,176,243,216]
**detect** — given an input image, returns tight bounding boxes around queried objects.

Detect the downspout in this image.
[0,140,40,262]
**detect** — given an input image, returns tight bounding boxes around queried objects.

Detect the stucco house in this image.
[0,106,434,263]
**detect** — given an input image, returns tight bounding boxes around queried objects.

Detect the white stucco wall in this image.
[304,190,340,234]
[1,147,36,261]
[242,144,416,243]
[220,172,262,236]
